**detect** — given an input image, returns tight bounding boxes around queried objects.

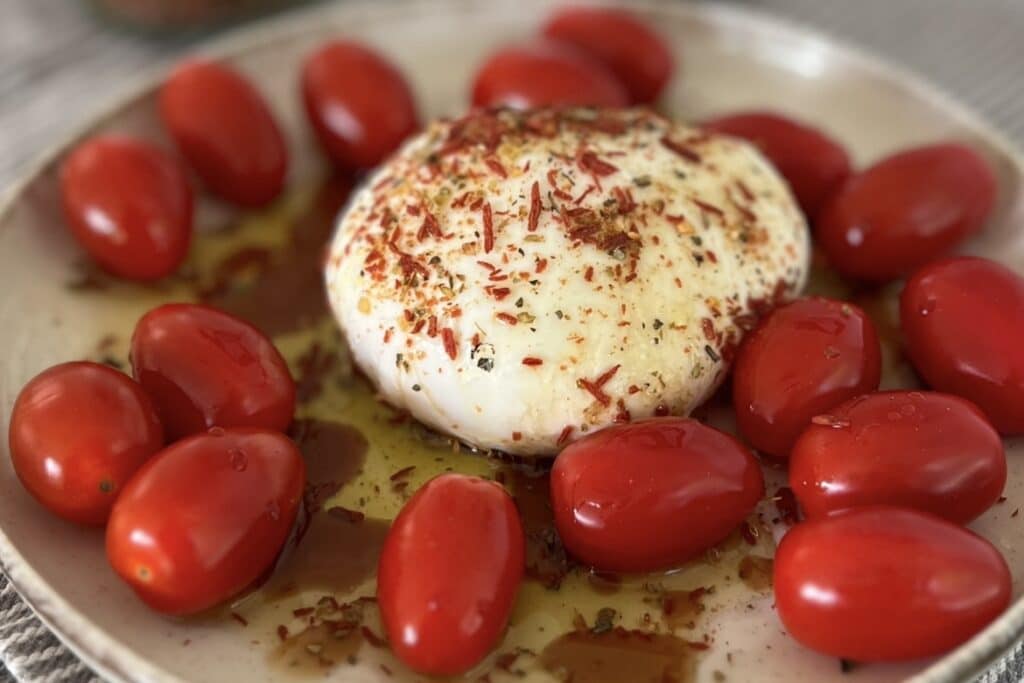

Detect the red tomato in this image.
[733,297,881,458]
[160,59,288,207]
[702,111,851,220]
[8,362,163,526]
[550,418,764,573]
[60,136,192,281]
[817,144,996,282]
[106,428,304,614]
[541,7,673,104]
[471,41,629,109]
[790,391,1005,524]
[301,41,418,170]
[901,257,1024,434]
[130,303,295,439]
[774,506,1011,661]
[378,474,524,675]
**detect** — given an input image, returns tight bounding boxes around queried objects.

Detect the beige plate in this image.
[2,1,1024,681]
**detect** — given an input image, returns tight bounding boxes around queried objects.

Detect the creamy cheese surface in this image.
[325,108,809,455]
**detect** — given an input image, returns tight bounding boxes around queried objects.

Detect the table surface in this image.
[2,0,1024,681]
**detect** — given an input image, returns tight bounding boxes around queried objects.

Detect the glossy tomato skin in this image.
[377,474,524,675]
[901,257,1024,434]
[702,111,851,220]
[301,41,418,170]
[106,428,304,615]
[774,506,1011,661]
[550,418,765,573]
[541,7,673,104]
[732,297,882,458]
[790,391,1005,524]
[8,362,163,526]
[471,41,629,109]
[60,136,192,281]
[817,144,996,282]
[160,59,287,207]
[130,303,295,439]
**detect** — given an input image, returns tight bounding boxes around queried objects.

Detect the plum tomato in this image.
[550,418,765,573]
[471,40,629,109]
[702,111,851,220]
[130,303,295,439]
[8,362,163,526]
[901,256,1024,434]
[541,6,673,104]
[790,391,1005,524]
[774,506,1011,661]
[160,59,288,207]
[377,474,524,675]
[106,428,304,615]
[732,297,881,458]
[301,41,419,170]
[817,143,996,282]
[60,136,192,281]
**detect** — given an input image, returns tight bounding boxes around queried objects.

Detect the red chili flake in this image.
[416,211,443,242]
[403,309,415,322]
[361,627,387,648]
[688,642,711,652]
[613,398,631,423]
[389,465,416,481]
[380,665,393,676]
[471,333,481,347]
[383,328,393,344]
[451,192,471,208]
[546,169,560,189]
[496,312,518,325]
[736,179,755,202]
[482,202,494,253]
[574,185,596,205]
[706,250,718,264]
[674,277,683,289]
[477,260,496,271]
[512,432,523,441]
[411,319,426,334]
[293,606,315,618]
[230,612,248,626]
[406,204,421,216]
[660,136,702,163]
[733,202,756,223]
[372,175,395,192]
[489,271,509,282]
[276,625,289,641]
[628,384,640,394]
[557,425,574,446]
[612,186,637,214]
[578,364,620,406]
[584,266,594,282]
[775,487,800,526]
[442,328,457,359]
[522,357,543,366]
[553,188,573,202]
[528,181,542,232]
[470,197,484,211]
[701,318,715,341]
[450,306,463,318]
[487,286,511,300]
[740,521,758,545]
[535,258,548,274]
[578,151,618,176]
[692,199,725,217]
[485,156,507,178]
[428,315,438,337]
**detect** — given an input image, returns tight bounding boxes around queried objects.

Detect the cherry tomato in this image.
[130,303,295,439]
[8,362,163,526]
[790,391,1005,524]
[550,418,764,573]
[106,428,304,614]
[702,111,851,220]
[377,473,524,675]
[774,506,1011,661]
[60,136,192,281]
[817,144,996,282]
[733,297,881,458]
[301,41,418,170]
[471,41,629,109]
[160,59,287,207]
[901,256,1024,434]
[541,6,673,104]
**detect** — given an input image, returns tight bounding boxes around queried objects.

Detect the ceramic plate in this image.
[2,1,1023,682]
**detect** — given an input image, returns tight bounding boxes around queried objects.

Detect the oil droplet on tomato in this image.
[918,298,937,316]
[229,448,248,471]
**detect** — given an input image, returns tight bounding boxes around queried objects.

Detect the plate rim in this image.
[0,1,1022,681]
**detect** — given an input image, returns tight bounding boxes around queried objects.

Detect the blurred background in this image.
[1,1,1023,682]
